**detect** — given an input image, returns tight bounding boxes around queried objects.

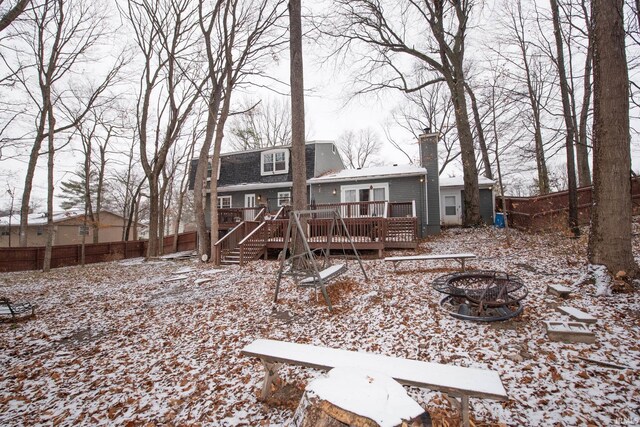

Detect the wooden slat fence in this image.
[0,231,197,273]
[498,177,640,231]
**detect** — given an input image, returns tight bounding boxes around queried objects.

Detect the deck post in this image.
[461,395,470,427]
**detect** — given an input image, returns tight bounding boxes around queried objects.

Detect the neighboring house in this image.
[0,210,132,247]
[439,176,496,226]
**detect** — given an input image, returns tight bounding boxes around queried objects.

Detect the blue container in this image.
[495,213,505,228]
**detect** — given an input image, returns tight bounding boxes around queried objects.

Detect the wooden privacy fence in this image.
[498,177,640,231]
[0,231,197,273]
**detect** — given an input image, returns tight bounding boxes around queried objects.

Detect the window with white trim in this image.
[79,224,90,235]
[217,195,232,208]
[277,191,291,206]
[36,226,44,236]
[0,227,9,236]
[261,149,289,175]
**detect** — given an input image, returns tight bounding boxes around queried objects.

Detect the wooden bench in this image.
[241,339,507,427]
[0,297,35,320]
[299,263,346,287]
[385,253,476,271]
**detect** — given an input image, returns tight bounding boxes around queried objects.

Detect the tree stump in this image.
[292,367,432,427]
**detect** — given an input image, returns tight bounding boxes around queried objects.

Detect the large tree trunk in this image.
[290,0,307,213]
[465,83,493,180]
[550,0,579,236]
[43,104,56,272]
[588,0,638,277]
[450,75,481,226]
[146,178,159,258]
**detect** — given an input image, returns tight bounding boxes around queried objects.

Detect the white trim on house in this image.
[213,181,293,193]
[217,195,232,208]
[339,182,390,203]
[261,148,289,176]
[309,165,426,184]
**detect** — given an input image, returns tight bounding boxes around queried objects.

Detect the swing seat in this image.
[299,263,347,287]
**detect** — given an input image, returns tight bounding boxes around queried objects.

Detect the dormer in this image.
[261,148,289,176]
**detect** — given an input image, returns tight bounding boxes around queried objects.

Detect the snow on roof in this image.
[308,164,427,183]
[440,175,496,188]
[0,209,123,226]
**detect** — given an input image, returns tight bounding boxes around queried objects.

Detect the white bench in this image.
[299,263,346,287]
[241,339,507,427]
[385,253,476,271]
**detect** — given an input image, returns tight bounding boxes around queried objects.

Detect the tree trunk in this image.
[576,31,593,187]
[588,0,638,277]
[550,0,579,236]
[450,75,481,226]
[146,178,159,258]
[465,83,493,180]
[290,0,307,213]
[43,104,56,272]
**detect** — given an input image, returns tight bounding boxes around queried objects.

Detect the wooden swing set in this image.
[273,209,368,311]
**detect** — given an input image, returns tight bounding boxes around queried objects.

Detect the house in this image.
[439,176,496,226]
[0,210,132,247]
[190,133,444,264]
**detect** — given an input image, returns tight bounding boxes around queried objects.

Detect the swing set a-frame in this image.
[273,209,368,311]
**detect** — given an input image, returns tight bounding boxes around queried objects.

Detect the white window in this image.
[217,196,232,208]
[277,191,291,206]
[36,226,44,236]
[444,195,457,216]
[261,149,289,175]
[340,183,389,217]
[79,224,90,235]
[0,227,9,236]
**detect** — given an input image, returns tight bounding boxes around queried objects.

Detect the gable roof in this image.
[308,164,427,183]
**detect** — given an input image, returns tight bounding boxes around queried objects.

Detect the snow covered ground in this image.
[1,226,639,426]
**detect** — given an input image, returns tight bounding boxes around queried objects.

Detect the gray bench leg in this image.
[259,360,281,400]
[461,395,469,427]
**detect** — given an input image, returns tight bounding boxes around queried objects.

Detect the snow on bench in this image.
[241,339,507,427]
[547,284,572,298]
[557,306,597,324]
[299,264,346,287]
[385,253,476,271]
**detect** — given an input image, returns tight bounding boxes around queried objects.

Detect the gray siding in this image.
[309,175,435,238]
[313,142,345,176]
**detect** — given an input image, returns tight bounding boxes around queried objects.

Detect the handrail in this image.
[212,221,245,265]
[272,206,285,220]
[253,207,266,222]
[239,221,267,246]
[238,221,268,266]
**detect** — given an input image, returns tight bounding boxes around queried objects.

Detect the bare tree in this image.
[550,0,580,236]
[228,96,292,150]
[0,0,31,33]
[122,0,206,258]
[337,127,382,169]
[388,82,460,174]
[9,0,125,272]
[326,0,483,225]
[193,0,287,261]
[588,0,638,277]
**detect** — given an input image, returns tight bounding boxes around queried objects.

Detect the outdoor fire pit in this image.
[432,270,528,322]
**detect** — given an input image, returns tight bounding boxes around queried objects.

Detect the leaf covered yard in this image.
[1,227,639,426]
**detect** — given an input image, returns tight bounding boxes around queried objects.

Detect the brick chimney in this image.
[418,129,440,235]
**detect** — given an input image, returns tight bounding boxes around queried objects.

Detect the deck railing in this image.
[314,201,387,218]
[388,201,416,218]
[212,220,260,264]
[218,207,264,225]
[238,221,268,265]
